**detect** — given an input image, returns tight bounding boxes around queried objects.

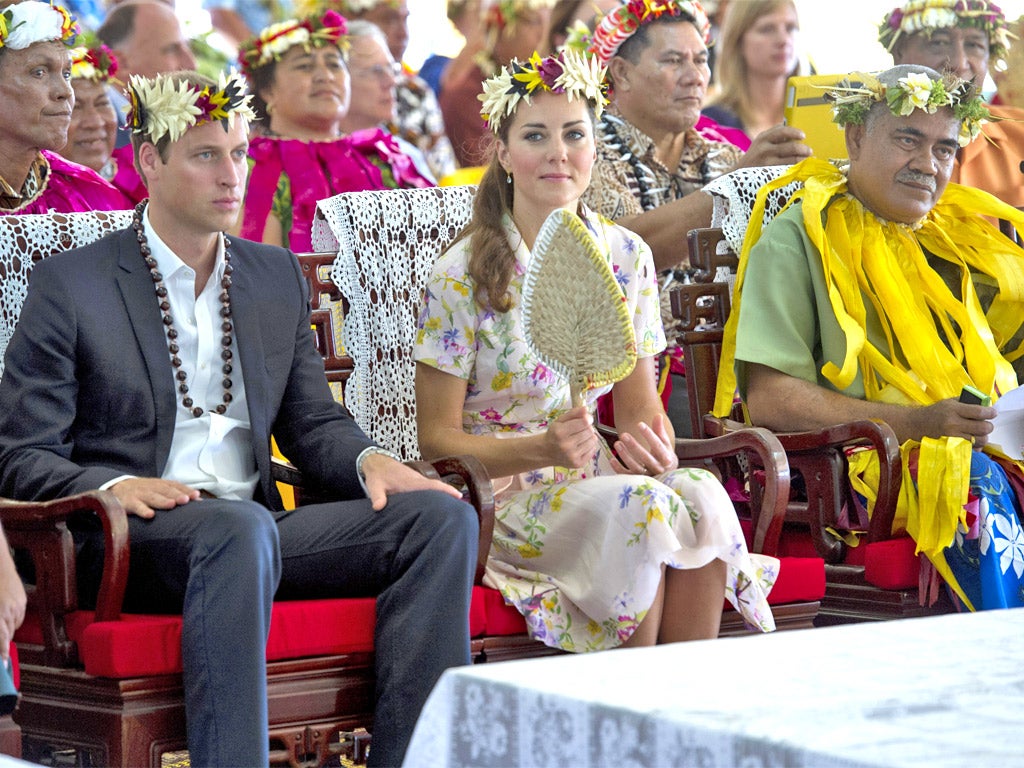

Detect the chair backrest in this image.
[703,164,801,261]
[313,185,477,460]
[296,252,353,404]
[0,210,133,377]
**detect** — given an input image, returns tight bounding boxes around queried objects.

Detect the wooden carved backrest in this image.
[0,210,133,378]
[297,252,352,404]
[312,186,477,460]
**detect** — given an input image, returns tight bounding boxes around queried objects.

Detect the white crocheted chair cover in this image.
[314,186,476,460]
[0,210,133,378]
[703,164,802,257]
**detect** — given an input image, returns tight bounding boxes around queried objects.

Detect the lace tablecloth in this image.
[404,608,1024,767]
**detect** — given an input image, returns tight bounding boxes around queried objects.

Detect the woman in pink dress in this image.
[0,2,130,215]
[238,9,432,252]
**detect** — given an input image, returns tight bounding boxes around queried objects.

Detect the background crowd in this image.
[4,0,1024,765]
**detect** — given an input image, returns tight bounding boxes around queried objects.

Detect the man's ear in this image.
[137,141,162,181]
[845,123,864,161]
[607,57,631,91]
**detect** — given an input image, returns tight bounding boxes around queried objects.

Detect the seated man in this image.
[580,0,811,431]
[0,68,478,767]
[715,64,1024,614]
[881,0,1024,207]
[0,1,130,214]
[582,0,811,272]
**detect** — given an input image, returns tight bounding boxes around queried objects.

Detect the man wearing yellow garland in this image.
[716,64,1024,613]
[881,0,1024,207]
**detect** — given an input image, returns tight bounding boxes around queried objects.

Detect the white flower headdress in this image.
[127,71,258,145]
[0,1,77,52]
[479,48,607,133]
[239,10,349,76]
[827,69,992,146]
[879,0,1014,70]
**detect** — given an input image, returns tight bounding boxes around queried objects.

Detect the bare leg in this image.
[657,559,727,643]
[621,565,666,648]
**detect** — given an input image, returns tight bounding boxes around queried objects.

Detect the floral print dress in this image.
[414,206,777,651]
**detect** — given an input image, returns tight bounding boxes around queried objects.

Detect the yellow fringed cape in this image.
[714,157,1024,609]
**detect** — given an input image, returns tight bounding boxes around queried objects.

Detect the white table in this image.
[404,608,1024,767]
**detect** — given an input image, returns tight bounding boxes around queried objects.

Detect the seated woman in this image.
[340,20,436,183]
[238,9,432,252]
[414,50,777,650]
[0,2,130,215]
[66,44,145,205]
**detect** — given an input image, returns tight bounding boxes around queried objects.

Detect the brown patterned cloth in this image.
[0,155,48,211]
[582,105,742,336]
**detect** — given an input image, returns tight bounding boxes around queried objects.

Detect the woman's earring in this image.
[266,102,275,115]
[506,172,512,185]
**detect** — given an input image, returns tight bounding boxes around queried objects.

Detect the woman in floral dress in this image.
[414,50,777,652]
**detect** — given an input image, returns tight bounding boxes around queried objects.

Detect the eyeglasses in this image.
[349,62,402,82]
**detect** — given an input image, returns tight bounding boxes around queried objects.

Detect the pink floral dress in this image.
[414,206,777,651]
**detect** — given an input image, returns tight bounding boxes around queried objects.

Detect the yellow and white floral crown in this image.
[0,1,77,52]
[239,10,348,76]
[127,71,257,145]
[588,0,710,65]
[828,69,992,146]
[879,0,1013,68]
[479,48,607,133]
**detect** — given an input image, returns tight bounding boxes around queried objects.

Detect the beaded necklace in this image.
[131,201,235,418]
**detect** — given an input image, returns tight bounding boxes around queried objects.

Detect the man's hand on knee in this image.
[109,478,201,519]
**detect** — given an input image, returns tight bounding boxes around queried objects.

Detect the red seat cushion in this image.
[16,597,377,678]
[863,536,919,590]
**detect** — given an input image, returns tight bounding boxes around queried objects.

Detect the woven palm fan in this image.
[522,208,637,409]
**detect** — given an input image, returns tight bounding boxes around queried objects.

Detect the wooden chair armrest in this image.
[0,490,129,665]
[707,415,902,545]
[271,454,496,585]
[597,424,790,556]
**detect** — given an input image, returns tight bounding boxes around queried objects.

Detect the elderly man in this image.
[0,67,478,767]
[583,0,811,272]
[97,0,197,147]
[881,0,1024,206]
[0,1,133,214]
[338,0,456,180]
[716,64,1024,615]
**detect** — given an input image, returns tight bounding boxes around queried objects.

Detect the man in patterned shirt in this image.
[583,0,810,273]
[338,0,457,180]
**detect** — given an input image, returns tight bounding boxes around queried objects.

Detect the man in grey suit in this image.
[0,70,479,768]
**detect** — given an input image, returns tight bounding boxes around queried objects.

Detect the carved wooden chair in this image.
[682,164,958,622]
[0,210,494,767]
[312,186,824,642]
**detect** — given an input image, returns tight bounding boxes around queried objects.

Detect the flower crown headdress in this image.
[588,0,710,65]
[879,0,1014,69]
[70,44,118,82]
[0,1,78,52]
[827,69,992,146]
[127,71,258,145]
[239,10,348,77]
[479,48,607,133]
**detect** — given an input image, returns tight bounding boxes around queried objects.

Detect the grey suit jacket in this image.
[0,229,374,508]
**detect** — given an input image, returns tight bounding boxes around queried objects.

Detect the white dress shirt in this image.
[140,209,259,499]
